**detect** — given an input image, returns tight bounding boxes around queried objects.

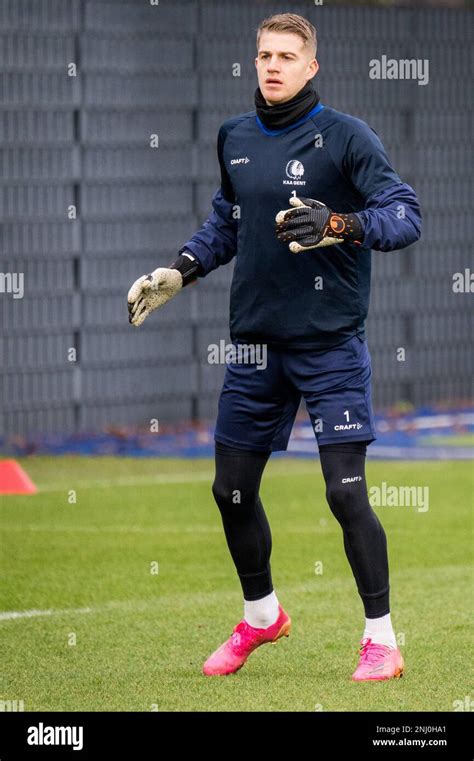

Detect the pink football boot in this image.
[351,637,405,681]
[202,604,291,676]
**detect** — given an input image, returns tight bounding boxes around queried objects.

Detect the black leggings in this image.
[318,442,390,617]
[212,440,390,616]
[212,442,273,601]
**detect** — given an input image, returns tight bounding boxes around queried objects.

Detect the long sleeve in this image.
[341,119,422,251]
[356,182,422,251]
[177,125,238,277]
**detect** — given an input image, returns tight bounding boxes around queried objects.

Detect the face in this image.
[255,30,319,105]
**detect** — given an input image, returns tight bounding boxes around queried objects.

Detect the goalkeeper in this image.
[128,13,421,681]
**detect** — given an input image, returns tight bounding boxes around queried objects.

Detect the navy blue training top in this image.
[179,103,422,350]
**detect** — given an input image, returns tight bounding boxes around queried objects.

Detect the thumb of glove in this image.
[127,273,150,304]
[289,196,308,208]
[290,196,325,210]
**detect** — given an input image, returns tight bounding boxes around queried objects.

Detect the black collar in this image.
[254,79,320,131]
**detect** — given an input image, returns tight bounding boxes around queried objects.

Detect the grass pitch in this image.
[0,456,472,711]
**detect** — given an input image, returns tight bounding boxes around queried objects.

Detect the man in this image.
[128,13,421,681]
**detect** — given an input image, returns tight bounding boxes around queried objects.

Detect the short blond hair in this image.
[256,13,317,58]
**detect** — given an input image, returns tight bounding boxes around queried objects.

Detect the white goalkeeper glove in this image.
[127,267,184,327]
[127,251,201,327]
[275,196,363,253]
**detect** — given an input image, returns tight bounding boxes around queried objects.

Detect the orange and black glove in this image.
[276,196,363,253]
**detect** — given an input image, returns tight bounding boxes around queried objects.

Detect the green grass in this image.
[0,456,472,712]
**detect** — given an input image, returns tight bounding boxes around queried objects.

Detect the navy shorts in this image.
[214,334,377,453]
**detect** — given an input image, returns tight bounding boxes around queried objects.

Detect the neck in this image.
[254,79,320,132]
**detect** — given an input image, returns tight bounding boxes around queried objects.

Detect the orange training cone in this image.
[0,460,38,495]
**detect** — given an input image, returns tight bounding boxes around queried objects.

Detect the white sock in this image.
[244,591,280,628]
[363,613,397,649]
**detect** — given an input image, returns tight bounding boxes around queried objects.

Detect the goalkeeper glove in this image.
[275,196,363,253]
[127,251,201,327]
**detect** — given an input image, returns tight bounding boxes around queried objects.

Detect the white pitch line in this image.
[22,467,318,494]
[0,573,326,623]
[34,472,215,492]
[0,523,328,535]
[4,562,440,624]
[0,598,156,622]
[0,524,223,534]
[0,606,93,621]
